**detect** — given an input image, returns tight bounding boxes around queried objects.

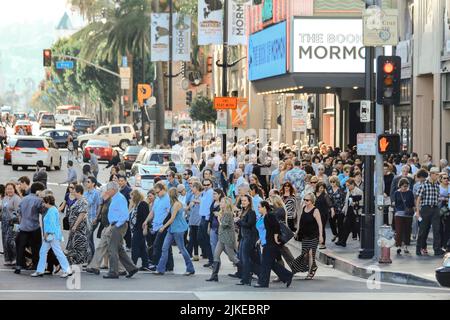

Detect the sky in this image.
[0,0,69,25]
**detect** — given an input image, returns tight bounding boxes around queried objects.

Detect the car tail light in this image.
[135,174,142,187]
[37,147,48,153]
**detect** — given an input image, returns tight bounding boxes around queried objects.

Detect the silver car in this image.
[39,113,56,129]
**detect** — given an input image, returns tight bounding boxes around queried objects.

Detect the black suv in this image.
[73,118,96,134]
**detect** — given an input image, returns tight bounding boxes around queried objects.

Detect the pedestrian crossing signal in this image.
[378,134,400,154]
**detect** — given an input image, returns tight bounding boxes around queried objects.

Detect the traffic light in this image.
[377,56,401,106]
[378,134,401,154]
[186,90,193,106]
[43,49,52,67]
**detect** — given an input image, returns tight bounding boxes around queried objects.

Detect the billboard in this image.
[292,18,365,73]
[248,21,287,81]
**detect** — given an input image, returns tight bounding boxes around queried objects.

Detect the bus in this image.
[55,105,81,125]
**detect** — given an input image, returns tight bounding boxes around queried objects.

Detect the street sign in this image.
[120,67,131,79]
[214,97,237,110]
[360,100,371,123]
[357,133,377,156]
[232,98,249,128]
[363,9,399,46]
[121,78,130,90]
[137,84,152,106]
[56,61,74,69]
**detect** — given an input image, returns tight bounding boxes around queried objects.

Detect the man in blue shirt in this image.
[84,176,102,262]
[103,181,138,279]
[166,170,179,189]
[142,182,174,271]
[183,169,194,205]
[198,178,214,267]
[284,160,306,195]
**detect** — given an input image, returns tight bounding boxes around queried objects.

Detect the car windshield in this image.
[75,119,93,126]
[87,140,109,147]
[16,139,44,148]
[146,153,180,165]
[126,146,142,154]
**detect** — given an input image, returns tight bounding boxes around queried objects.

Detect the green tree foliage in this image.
[189,96,216,124]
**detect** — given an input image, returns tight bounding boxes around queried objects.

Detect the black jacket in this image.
[237,209,257,241]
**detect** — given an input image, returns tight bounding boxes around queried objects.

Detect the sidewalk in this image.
[287,228,444,288]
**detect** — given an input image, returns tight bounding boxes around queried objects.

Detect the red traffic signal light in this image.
[43,49,52,67]
[377,56,401,106]
[378,134,401,154]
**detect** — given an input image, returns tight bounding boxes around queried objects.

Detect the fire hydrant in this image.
[377,225,395,264]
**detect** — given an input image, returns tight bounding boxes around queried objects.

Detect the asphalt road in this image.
[0,123,449,300]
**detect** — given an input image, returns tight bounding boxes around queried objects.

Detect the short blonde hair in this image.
[303,192,317,205]
[329,176,340,185]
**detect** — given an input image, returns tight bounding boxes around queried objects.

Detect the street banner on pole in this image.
[173,14,192,61]
[164,111,173,129]
[228,0,251,46]
[291,100,307,132]
[151,13,170,62]
[198,0,223,45]
[232,98,249,127]
[216,110,228,134]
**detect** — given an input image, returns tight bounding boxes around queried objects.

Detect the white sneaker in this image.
[31,272,44,277]
[60,271,73,278]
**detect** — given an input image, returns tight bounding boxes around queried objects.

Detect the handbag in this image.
[63,215,70,231]
[279,221,294,244]
[399,192,414,216]
[440,206,450,217]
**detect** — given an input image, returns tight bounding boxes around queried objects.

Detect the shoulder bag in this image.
[279,221,294,244]
[399,192,414,216]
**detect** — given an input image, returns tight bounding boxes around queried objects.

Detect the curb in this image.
[287,242,439,288]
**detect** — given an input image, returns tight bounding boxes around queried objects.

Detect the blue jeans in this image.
[239,237,256,284]
[36,240,71,274]
[132,231,149,268]
[87,222,98,262]
[210,229,218,254]
[157,231,195,273]
[152,229,174,270]
[198,217,213,263]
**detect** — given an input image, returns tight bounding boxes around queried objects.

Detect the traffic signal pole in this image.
[221,0,229,155]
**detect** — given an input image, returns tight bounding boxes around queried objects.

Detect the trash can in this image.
[436,253,450,287]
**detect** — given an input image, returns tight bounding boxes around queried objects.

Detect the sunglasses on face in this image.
[69,186,74,189]
[304,199,311,202]
[203,184,211,187]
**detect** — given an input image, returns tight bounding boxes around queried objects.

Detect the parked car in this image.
[40,130,78,149]
[77,124,136,151]
[14,120,33,135]
[3,136,18,165]
[129,149,184,193]
[73,117,96,134]
[123,145,143,170]
[39,113,56,129]
[83,140,113,162]
[11,136,62,171]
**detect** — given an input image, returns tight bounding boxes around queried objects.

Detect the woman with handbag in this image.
[290,193,323,280]
[31,195,72,278]
[254,201,293,288]
[268,195,294,267]
[393,178,415,255]
[315,182,333,249]
[129,189,150,271]
[1,182,21,266]
[206,197,240,282]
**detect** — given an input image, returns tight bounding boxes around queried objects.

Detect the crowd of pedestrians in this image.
[1,134,450,288]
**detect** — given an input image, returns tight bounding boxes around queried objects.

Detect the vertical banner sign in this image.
[232,98,249,128]
[291,100,307,132]
[228,0,251,46]
[216,110,228,134]
[173,14,192,61]
[198,0,223,45]
[262,0,273,22]
[164,111,173,129]
[151,13,170,62]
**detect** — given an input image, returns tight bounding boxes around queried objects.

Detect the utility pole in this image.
[221,0,229,155]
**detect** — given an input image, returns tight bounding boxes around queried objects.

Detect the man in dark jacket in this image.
[33,161,47,188]
[118,175,132,249]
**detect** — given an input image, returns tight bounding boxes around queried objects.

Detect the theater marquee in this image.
[292,18,365,73]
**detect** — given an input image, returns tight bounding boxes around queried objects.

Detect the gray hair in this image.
[106,181,120,192]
